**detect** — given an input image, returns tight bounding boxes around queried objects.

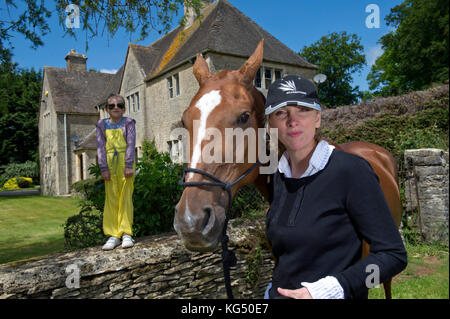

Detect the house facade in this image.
[39,0,317,196]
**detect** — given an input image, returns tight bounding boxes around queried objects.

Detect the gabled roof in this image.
[145,0,317,81]
[130,26,183,77]
[92,65,125,108]
[44,67,114,114]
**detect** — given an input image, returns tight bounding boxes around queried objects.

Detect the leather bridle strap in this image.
[179,160,260,298]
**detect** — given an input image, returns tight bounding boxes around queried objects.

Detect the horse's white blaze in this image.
[188,90,222,180]
[184,200,199,232]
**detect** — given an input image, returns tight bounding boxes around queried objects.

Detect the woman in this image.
[263,75,407,299]
[96,93,136,250]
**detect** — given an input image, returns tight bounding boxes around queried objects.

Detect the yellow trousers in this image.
[103,128,134,238]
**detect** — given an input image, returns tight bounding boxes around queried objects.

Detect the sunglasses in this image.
[107,102,125,110]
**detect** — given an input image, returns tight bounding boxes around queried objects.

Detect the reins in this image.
[179,160,260,299]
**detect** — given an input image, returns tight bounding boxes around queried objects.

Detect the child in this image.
[96,93,136,250]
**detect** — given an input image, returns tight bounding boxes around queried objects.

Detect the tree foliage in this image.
[368,0,449,96]
[0,56,42,165]
[299,31,365,108]
[0,0,203,58]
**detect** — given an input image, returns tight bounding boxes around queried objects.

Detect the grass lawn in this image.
[0,195,81,264]
[369,243,449,299]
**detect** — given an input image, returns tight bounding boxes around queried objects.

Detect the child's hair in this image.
[106,93,125,104]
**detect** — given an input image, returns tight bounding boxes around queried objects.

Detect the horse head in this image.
[173,39,266,252]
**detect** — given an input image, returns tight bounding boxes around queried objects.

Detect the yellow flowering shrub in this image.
[3,177,33,190]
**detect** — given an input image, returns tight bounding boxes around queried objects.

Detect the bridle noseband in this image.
[179,160,260,298]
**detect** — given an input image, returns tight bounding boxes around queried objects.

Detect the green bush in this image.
[322,104,449,236]
[16,177,31,188]
[230,184,268,220]
[132,140,184,237]
[71,177,105,212]
[0,161,39,184]
[63,202,106,250]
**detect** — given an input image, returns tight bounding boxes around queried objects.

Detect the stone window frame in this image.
[254,67,283,89]
[167,73,181,99]
[126,92,140,113]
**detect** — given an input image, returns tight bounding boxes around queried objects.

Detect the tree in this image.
[0,0,203,60]
[368,0,449,96]
[0,55,42,165]
[299,31,366,108]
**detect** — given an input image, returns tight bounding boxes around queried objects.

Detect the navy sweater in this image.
[266,150,407,299]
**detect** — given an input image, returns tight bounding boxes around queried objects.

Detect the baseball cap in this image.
[265,75,321,115]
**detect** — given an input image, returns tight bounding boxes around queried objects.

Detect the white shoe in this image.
[122,234,134,249]
[102,236,121,250]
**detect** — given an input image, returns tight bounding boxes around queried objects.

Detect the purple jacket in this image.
[96,117,136,172]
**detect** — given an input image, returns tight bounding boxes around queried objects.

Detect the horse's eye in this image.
[236,112,250,125]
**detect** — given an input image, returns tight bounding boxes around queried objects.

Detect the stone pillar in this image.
[404,149,449,244]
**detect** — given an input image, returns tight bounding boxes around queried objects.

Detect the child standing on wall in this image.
[96,93,136,250]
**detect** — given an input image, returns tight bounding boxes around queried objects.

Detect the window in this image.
[275,70,282,81]
[167,73,180,99]
[254,68,262,88]
[255,67,283,89]
[136,92,140,111]
[264,68,272,89]
[167,77,173,99]
[174,74,180,96]
[126,92,140,113]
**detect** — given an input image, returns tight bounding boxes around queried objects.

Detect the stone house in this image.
[39,0,317,196]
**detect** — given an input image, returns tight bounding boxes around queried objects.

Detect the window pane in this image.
[167,77,173,98]
[264,68,272,89]
[174,74,180,96]
[254,68,262,88]
[136,92,140,110]
[131,94,135,112]
[275,70,282,80]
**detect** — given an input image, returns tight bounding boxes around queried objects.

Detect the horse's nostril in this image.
[201,206,214,232]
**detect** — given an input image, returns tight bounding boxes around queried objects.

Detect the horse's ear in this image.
[238,39,264,86]
[193,53,211,85]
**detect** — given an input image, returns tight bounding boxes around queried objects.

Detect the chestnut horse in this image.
[173,39,402,299]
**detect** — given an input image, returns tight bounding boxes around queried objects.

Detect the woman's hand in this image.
[277,287,312,299]
[101,170,111,181]
[124,168,134,178]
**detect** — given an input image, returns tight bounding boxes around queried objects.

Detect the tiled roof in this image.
[44,67,114,114]
[145,0,317,80]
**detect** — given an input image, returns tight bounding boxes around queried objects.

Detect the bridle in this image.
[179,160,260,298]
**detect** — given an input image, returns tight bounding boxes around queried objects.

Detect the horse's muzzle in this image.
[173,200,224,252]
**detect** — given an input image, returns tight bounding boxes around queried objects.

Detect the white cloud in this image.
[366,46,384,66]
[100,69,118,74]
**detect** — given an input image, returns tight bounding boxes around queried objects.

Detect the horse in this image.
[173,39,402,299]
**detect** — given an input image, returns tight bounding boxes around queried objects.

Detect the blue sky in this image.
[4,0,403,91]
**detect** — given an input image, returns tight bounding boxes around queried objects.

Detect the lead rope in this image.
[179,161,260,299]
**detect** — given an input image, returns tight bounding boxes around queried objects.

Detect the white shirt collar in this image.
[278,140,335,178]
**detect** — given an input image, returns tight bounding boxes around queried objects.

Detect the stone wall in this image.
[321,84,449,130]
[404,148,449,244]
[0,220,273,299]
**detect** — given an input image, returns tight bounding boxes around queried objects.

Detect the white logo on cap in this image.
[279,80,306,95]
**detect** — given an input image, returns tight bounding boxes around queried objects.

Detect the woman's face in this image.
[268,105,321,153]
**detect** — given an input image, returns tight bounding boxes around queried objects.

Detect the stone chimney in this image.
[65,49,87,72]
[184,0,214,29]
